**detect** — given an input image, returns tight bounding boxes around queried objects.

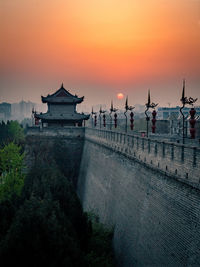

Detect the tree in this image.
[0,143,24,202]
[0,143,115,267]
[7,121,25,144]
[0,196,86,267]
[0,121,24,147]
[0,164,89,267]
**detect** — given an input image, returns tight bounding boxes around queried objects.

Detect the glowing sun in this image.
[117,93,124,100]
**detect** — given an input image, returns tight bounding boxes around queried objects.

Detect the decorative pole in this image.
[32,107,35,126]
[110,101,113,130]
[99,106,106,129]
[152,110,157,133]
[180,79,197,143]
[145,90,158,138]
[94,114,97,127]
[109,100,118,130]
[109,101,118,130]
[99,106,102,129]
[124,96,135,133]
[130,111,134,130]
[91,107,97,128]
[103,114,106,127]
[124,97,128,133]
[180,80,186,144]
[190,108,196,139]
[32,108,40,126]
[114,113,117,128]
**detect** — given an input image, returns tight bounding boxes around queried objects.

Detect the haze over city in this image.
[1,0,200,109]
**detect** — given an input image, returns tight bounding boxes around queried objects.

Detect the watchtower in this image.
[34,84,89,127]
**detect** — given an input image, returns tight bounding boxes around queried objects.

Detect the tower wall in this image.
[48,103,76,114]
[25,127,85,187]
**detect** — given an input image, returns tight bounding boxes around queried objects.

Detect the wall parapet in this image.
[26,126,85,139]
[85,127,200,189]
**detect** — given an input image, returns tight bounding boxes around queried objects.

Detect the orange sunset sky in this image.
[0,0,200,109]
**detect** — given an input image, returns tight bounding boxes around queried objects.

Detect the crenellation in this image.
[84,128,200,189]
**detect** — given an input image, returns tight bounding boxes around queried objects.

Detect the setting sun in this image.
[117,93,124,100]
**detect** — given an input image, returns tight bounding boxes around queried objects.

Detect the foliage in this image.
[0,143,25,202]
[7,121,24,143]
[22,163,90,249]
[0,171,24,203]
[0,140,115,266]
[0,142,24,173]
[85,212,114,267]
[0,121,25,147]
[0,163,89,266]
[0,196,86,267]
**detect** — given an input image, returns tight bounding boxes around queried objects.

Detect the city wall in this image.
[78,128,200,266]
[25,126,200,266]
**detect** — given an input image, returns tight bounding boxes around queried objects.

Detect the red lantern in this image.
[152,110,157,133]
[35,117,39,125]
[130,112,134,130]
[114,113,117,128]
[103,114,106,127]
[189,108,196,139]
[94,115,97,127]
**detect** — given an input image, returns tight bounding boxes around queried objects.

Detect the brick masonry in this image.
[78,128,200,266]
[26,127,200,266]
[25,127,85,187]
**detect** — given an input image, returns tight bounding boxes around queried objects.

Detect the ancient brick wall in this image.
[26,126,200,266]
[78,128,200,266]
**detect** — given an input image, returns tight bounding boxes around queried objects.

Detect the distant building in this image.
[157,106,200,120]
[10,101,46,122]
[11,101,35,121]
[0,102,11,122]
[34,84,90,127]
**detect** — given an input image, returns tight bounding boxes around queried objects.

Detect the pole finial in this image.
[148,90,151,105]
[182,79,185,100]
[125,96,128,110]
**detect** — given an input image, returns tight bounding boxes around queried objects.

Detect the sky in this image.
[0,0,200,110]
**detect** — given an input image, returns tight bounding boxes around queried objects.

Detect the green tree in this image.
[0,144,115,267]
[7,121,24,144]
[0,143,25,202]
[0,164,89,267]
[85,213,114,267]
[0,121,24,147]
[0,121,8,146]
[0,196,86,267]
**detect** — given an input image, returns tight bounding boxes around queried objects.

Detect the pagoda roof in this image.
[35,112,90,121]
[41,84,84,104]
